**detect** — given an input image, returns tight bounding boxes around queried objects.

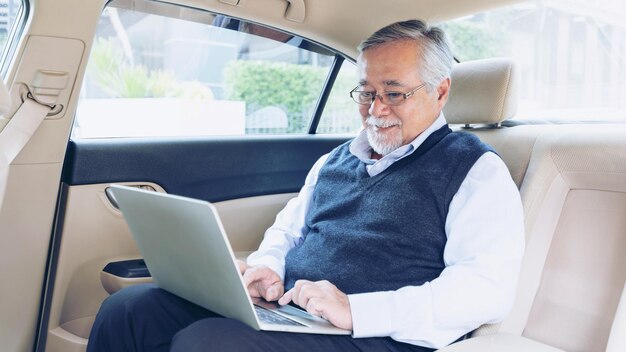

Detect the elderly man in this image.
[87,19,523,352]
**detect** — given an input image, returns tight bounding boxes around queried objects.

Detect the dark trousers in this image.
[87,284,435,352]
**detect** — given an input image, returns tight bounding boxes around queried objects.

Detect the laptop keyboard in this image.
[254,305,306,327]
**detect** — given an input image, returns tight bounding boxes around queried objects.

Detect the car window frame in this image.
[0,0,29,78]
[77,0,355,137]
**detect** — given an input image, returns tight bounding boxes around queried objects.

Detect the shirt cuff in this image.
[348,291,395,338]
[348,284,436,344]
[246,253,285,281]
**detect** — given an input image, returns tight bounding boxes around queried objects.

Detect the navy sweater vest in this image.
[284,125,494,294]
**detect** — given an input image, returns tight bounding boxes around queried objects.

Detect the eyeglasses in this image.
[349,83,426,106]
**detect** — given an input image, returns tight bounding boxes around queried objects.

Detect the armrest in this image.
[437,333,564,352]
[100,259,153,294]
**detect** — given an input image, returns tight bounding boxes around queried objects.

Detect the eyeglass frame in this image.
[349,83,426,106]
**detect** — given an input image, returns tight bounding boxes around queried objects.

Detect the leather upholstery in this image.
[440,57,626,352]
[444,58,520,125]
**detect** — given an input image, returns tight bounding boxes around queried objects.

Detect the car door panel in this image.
[63,137,347,201]
[42,136,348,352]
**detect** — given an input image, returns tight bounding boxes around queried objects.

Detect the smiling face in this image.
[357,39,450,157]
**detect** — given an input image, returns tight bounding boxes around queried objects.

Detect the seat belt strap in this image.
[0,97,53,208]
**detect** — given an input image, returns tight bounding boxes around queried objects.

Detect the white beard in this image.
[365,115,403,156]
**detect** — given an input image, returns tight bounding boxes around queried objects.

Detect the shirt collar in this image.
[349,112,447,164]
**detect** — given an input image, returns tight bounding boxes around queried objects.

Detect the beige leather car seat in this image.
[441,58,626,352]
[444,58,542,189]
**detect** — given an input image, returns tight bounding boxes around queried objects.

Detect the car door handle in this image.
[105,184,156,210]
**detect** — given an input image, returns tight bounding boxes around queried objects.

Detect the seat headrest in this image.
[443,58,520,125]
[0,80,10,116]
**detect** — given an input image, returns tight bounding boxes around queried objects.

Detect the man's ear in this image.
[437,78,451,101]
[436,77,451,109]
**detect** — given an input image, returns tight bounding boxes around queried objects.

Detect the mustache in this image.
[365,116,402,129]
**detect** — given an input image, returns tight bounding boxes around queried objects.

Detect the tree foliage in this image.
[442,21,508,61]
[87,37,213,99]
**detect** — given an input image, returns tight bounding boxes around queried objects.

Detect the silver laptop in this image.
[108,184,351,335]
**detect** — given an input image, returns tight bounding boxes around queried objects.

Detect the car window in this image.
[443,0,626,123]
[317,61,363,134]
[73,0,357,138]
[0,0,26,76]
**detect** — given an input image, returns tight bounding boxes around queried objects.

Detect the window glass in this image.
[73,0,337,138]
[0,0,24,60]
[317,61,362,134]
[443,0,626,122]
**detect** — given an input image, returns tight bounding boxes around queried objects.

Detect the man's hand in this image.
[236,260,284,302]
[278,280,353,330]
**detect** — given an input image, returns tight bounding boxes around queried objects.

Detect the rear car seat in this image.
[443,57,541,188]
[440,59,626,352]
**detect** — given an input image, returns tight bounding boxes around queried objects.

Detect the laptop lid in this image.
[108,184,260,330]
[109,184,351,335]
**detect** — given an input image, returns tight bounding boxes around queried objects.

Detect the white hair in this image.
[358,19,454,92]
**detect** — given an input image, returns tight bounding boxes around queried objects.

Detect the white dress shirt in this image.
[247,114,525,349]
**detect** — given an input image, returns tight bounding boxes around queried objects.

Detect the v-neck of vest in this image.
[356,125,453,182]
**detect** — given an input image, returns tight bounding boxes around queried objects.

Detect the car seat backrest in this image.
[445,58,626,351]
[443,57,542,189]
[501,126,626,351]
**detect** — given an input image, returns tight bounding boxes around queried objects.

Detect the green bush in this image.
[224,61,328,132]
[88,38,360,133]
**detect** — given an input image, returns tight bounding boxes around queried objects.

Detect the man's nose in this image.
[368,96,389,117]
